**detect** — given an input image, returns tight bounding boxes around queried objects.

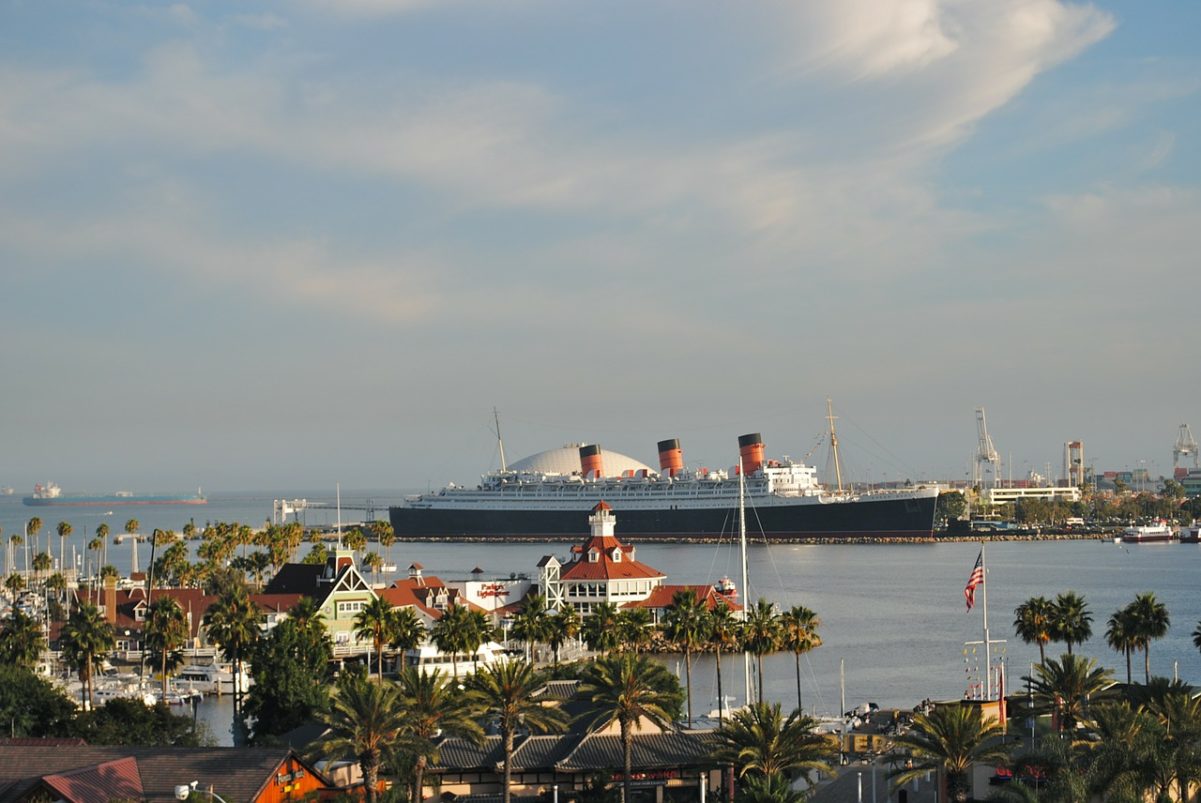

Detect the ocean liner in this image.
[389,424,940,542]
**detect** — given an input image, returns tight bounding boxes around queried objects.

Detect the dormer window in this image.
[611,548,622,562]
[588,549,599,563]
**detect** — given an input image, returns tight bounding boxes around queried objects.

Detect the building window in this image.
[588,549,599,563]
[612,548,622,562]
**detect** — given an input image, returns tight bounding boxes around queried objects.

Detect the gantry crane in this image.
[975,407,1001,489]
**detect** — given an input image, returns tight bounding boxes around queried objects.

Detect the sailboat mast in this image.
[336,482,343,546]
[739,458,752,704]
[826,398,844,493]
[493,407,508,472]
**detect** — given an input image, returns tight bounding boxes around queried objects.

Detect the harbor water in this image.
[4,492,1201,744]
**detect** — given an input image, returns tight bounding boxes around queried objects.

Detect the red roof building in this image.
[538,502,666,615]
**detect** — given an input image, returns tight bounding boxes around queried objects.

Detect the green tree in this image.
[662,589,710,723]
[244,616,333,743]
[0,609,45,669]
[738,773,807,803]
[615,607,654,654]
[1013,596,1056,667]
[1023,654,1114,732]
[779,605,821,714]
[388,606,426,667]
[4,571,24,596]
[1105,605,1139,685]
[396,666,485,803]
[27,517,42,564]
[431,603,474,677]
[548,605,582,665]
[95,522,110,569]
[145,597,189,700]
[0,664,75,737]
[318,675,407,803]
[355,596,397,681]
[582,602,621,654]
[72,697,204,746]
[1126,592,1170,684]
[59,602,115,710]
[471,660,568,803]
[1052,591,1093,656]
[578,653,684,803]
[56,520,72,575]
[888,704,1009,803]
[203,584,261,739]
[511,593,553,664]
[713,700,834,782]
[707,603,741,726]
[744,599,781,704]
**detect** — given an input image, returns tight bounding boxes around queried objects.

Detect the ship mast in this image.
[739,458,752,705]
[493,407,508,472]
[826,398,845,493]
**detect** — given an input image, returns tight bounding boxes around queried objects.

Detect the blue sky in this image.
[1,0,1198,491]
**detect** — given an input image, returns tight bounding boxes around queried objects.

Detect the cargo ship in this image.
[22,482,207,507]
[389,427,940,542]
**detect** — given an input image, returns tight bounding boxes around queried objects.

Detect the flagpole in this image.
[981,541,991,700]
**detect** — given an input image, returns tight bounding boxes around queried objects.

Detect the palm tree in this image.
[95,523,109,571]
[389,606,426,670]
[319,674,407,803]
[744,599,781,704]
[511,593,553,663]
[355,596,397,681]
[713,700,834,781]
[7,533,21,579]
[32,551,52,583]
[1087,702,1163,803]
[124,518,140,573]
[87,537,104,581]
[1126,592,1170,683]
[395,666,484,803]
[203,584,261,735]
[1013,596,1056,666]
[739,773,807,803]
[431,603,473,677]
[471,660,568,803]
[1105,605,1139,685]
[144,596,189,700]
[616,607,654,654]
[1051,591,1092,656]
[1024,653,1114,732]
[59,602,115,710]
[662,589,710,723]
[55,521,72,576]
[582,602,621,654]
[26,517,42,568]
[547,605,581,665]
[578,653,684,803]
[4,571,25,598]
[888,703,1009,803]
[779,605,822,713]
[708,603,741,725]
[0,609,45,669]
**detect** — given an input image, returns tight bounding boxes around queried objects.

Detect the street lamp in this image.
[175,782,228,802]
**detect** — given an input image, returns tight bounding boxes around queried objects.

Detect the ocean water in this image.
[4,492,1201,744]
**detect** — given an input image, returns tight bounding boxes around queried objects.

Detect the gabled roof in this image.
[263,563,324,595]
[622,584,742,613]
[41,756,143,803]
[556,731,720,771]
[0,744,328,802]
[560,533,664,582]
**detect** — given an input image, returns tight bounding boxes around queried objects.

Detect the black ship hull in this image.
[388,493,938,542]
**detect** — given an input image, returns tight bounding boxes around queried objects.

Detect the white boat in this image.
[93,677,157,707]
[1121,522,1177,543]
[176,663,251,696]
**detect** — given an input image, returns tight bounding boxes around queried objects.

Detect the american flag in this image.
[964,550,984,611]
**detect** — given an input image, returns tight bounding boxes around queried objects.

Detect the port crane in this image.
[974,407,1001,489]
[1174,424,1199,469]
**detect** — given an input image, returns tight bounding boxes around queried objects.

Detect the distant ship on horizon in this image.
[22,482,207,507]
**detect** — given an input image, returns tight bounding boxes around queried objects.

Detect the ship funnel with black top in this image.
[579,444,605,479]
[738,433,765,475]
[657,438,684,476]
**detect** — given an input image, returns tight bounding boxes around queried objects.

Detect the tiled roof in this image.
[0,744,324,802]
[433,736,505,770]
[532,680,580,701]
[556,731,721,771]
[43,756,143,803]
[560,534,664,582]
[622,584,742,613]
[509,735,580,770]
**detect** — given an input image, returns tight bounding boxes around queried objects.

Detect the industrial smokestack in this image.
[738,433,765,475]
[657,438,684,476]
[579,444,605,479]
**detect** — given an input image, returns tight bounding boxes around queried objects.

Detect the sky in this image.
[1,0,1199,493]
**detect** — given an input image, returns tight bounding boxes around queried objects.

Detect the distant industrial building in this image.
[987,485,1082,505]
